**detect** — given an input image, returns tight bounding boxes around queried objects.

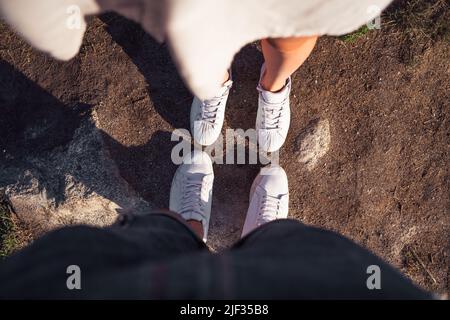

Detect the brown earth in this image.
[0,0,448,294]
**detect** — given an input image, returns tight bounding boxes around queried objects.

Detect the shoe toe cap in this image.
[182,150,213,174]
[258,129,287,152]
[259,166,288,193]
[193,120,221,146]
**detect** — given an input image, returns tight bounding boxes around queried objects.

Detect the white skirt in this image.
[0,0,392,99]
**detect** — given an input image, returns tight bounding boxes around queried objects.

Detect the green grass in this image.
[0,200,20,259]
[340,25,372,43]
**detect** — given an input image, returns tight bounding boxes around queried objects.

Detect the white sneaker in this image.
[170,151,214,242]
[190,76,233,146]
[241,165,289,237]
[256,65,291,152]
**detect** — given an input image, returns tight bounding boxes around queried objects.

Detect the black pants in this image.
[0,212,430,299]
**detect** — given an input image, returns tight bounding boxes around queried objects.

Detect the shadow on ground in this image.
[0,59,169,214]
[0,0,448,292]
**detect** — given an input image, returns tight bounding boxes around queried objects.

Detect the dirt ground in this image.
[0,0,449,294]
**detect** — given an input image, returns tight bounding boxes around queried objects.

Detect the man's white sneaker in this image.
[256,66,291,153]
[170,151,214,242]
[241,165,289,237]
[190,77,233,146]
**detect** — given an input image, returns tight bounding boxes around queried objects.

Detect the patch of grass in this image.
[0,200,18,258]
[340,25,373,43]
[0,196,31,259]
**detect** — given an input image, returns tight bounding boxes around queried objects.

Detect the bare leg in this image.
[260,36,318,92]
[221,70,230,84]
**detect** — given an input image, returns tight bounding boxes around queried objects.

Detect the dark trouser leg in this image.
[223,219,431,299]
[0,215,431,299]
[0,212,207,299]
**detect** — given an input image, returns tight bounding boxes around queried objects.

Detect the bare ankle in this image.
[187,220,204,239]
[260,75,287,92]
[222,70,230,85]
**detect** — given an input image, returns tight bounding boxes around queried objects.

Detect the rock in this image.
[0,114,152,235]
[295,118,331,170]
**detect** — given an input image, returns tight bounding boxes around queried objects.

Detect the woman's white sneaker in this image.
[256,67,291,153]
[241,165,289,238]
[190,78,233,146]
[169,151,214,242]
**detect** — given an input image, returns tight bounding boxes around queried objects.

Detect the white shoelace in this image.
[180,176,206,219]
[200,83,232,124]
[256,194,282,225]
[257,78,290,130]
[262,101,285,130]
[201,97,222,124]
[260,101,287,129]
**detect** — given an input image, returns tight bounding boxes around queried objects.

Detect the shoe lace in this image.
[257,87,288,130]
[201,83,231,124]
[256,194,282,226]
[180,176,206,218]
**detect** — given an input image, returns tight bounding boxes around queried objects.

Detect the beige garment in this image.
[0,0,392,99]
